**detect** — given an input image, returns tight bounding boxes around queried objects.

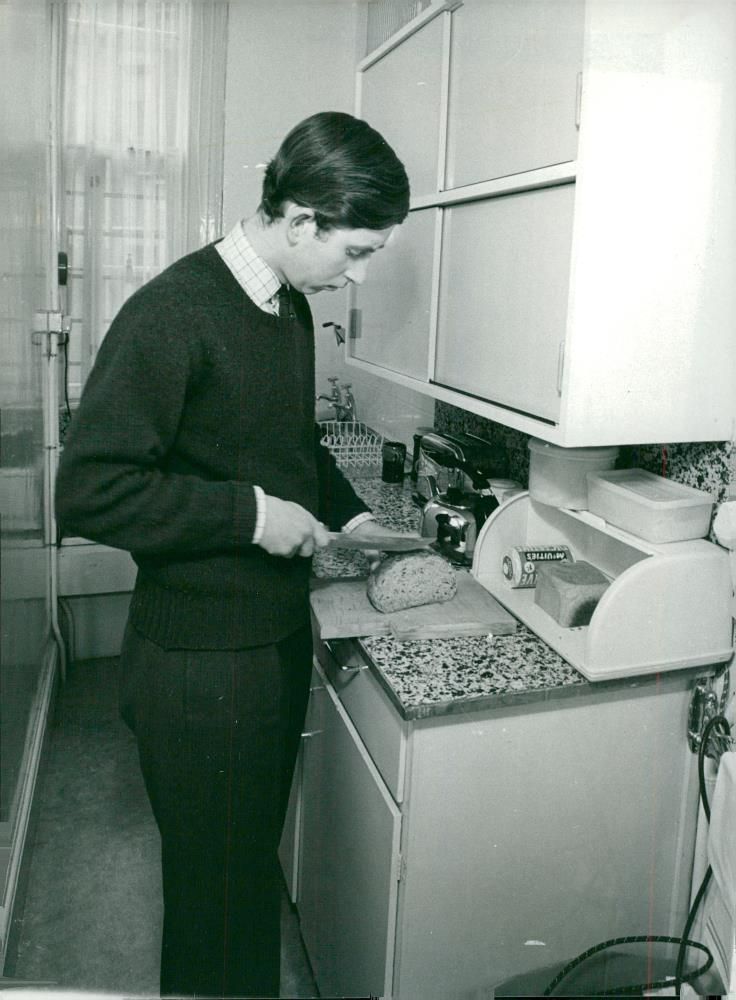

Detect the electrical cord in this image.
[541,934,712,996]
[673,713,732,994]
[542,714,733,997]
[673,867,713,995]
[697,714,732,825]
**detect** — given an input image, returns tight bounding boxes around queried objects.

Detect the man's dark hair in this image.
[260,111,410,232]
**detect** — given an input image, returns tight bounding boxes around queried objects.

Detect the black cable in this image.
[542,934,712,996]
[697,714,732,824]
[674,865,713,993]
[674,713,732,993]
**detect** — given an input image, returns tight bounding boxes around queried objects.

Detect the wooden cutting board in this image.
[310,573,517,641]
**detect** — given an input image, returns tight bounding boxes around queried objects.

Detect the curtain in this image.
[59,0,228,395]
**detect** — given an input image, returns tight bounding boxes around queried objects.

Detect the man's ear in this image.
[284,202,316,245]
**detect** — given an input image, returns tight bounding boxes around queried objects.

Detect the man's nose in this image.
[344,258,369,285]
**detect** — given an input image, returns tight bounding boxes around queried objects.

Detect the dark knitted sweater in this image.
[55,243,370,648]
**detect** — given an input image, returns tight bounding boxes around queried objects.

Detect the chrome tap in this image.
[338,384,356,422]
[316,377,356,422]
[316,376,341,407]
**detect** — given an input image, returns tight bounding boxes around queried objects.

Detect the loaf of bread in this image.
[366,550,458,613]
[534,560,609,627]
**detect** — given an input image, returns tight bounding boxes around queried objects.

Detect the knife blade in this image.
[325,532,433,553]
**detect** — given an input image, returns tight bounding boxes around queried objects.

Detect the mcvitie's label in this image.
[502,545,573,588]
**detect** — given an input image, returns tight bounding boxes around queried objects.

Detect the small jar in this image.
[382,441,407,483]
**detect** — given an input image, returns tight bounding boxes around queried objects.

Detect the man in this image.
[55,111,410,997]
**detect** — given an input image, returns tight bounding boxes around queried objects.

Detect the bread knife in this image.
[325,532,433,552]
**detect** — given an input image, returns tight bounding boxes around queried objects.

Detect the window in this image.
[60,0,227,398]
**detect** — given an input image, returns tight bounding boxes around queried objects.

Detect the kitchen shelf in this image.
[472,492,733,681]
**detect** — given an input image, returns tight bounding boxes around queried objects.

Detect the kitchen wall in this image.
[221,0,435,449]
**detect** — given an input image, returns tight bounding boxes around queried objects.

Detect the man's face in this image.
[285,214,395,295]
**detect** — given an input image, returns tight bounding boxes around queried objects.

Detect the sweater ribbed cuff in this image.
[233,481,259,545]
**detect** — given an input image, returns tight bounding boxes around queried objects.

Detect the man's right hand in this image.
[258,494,330,558]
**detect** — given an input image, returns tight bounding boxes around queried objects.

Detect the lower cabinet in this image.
[284,662,402,998]
[281,649,704,1000]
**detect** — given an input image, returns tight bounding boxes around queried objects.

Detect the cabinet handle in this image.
[301,729,323,740]
[322,639,368,673]
[575,71,583,129]
[556,342,566,396]
[349,308,362,340]
[324,639,369,673]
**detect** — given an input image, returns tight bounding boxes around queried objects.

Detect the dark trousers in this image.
[119,622,313,998]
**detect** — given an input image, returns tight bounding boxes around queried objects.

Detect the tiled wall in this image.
[436,400,736,512]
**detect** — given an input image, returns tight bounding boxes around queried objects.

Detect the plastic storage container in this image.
[527,439,619,509]
[586,468,714,542]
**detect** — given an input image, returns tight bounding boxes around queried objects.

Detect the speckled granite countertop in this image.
[312,473,588,720]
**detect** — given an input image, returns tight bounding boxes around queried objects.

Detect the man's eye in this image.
[346,249,368,260]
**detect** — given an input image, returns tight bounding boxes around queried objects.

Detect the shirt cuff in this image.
[254,490,372,542]
[252,485,266,544]
[342,511,376,534]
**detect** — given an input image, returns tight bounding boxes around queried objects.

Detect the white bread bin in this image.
[586,468,713,543]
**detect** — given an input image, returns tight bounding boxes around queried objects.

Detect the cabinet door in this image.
[349,206,437,381]
[298,669,402,999]
[278,667,321,903]
[359,11,445,199]
[445,0,584,189]
[434,184,575,423]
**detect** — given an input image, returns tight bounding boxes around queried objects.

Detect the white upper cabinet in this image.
[359,8,446,199]
[445,0,584,189]
[349,4,451,380]
[558,0,736,446]
[350,0,736,447]
[435,184,575,423]
[349,207,437,381]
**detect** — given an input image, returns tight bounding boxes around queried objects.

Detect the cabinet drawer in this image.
[315,639,407,803]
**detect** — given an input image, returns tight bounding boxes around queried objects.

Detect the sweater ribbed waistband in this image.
[129,574,312,650]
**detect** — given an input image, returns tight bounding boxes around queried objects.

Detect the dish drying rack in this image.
[319,420,384,475]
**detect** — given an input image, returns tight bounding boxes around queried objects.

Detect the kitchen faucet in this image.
[339,384,356,422]
[316,376,342,414]
[316,377,356,422]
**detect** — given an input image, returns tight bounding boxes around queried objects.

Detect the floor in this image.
[5,657,319,998]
